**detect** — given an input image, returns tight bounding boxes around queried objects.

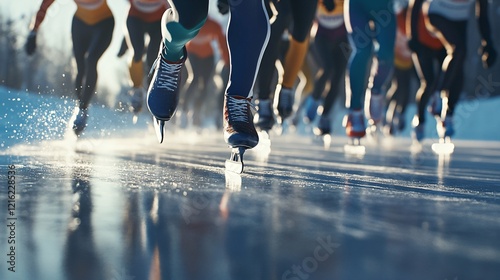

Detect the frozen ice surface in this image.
[1,87,500,280]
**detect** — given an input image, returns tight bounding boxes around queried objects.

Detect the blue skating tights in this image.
[345,0,396,110]
[162,0,270,98]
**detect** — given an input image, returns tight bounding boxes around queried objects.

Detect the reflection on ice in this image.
[251,131,272,162]
[224,171,242,192]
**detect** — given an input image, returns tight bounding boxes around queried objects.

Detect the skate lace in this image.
[227,96,253,123]
[156,58,183,91]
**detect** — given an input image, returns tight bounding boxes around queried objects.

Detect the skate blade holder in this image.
[432,137,454,154]
[344,138,366,156]
[225,147,246,174]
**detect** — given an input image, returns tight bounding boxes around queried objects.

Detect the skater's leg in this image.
[146,20,162,70]
[413,46,437,123]
[223,0,270,148]
[225,0,270,98]
[161,0,209,62]
[276,0,317,120]
[71,17,91,102]
[255,0,290,101]
[309,34,334,101]
[78,17,114,109]
[181,57,200,113]
[303,33,334,122]
[281,0,317,90]
[126,16,146,88]
[396,67,413,117]
[147,0,208,123]
[345,2,373,111]
[390,66,413,131]
[427,15,467,117]
[370,8,396,97]
[192,56,215,127]
[322,35,350,117]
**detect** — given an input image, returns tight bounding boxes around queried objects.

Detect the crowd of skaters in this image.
[25,0,497,146]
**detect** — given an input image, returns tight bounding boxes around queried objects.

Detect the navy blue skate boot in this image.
[147,46,187,143]
[224,95,259,173]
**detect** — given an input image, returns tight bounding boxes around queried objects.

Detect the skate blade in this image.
[432,137,454,154]
[344,138,365,155]
[344,144,366,155]
[132,114,138,125]
[225,147,246,174]
[153,117,166,143]
[323,134,331,150]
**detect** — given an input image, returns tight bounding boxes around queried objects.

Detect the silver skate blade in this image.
[132,114,138,125]
[344,138,366,155]
[323,134,332,150]
[225,147,246,174]
[153,117,165,143]
[432,137,454,154]
[344,144,366,156]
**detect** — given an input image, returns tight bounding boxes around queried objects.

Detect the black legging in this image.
[256,0,317,100]
[126,16,162,70]
[72,16,114,109]
[385,66,414,126]
[310,28,350,116]
[182,55,214,125]
[427,14,467,117]
[412,44,446,124]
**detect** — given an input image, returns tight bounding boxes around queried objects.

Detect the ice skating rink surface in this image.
[1,129,499,280]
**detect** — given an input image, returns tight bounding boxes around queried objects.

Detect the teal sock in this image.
[162,19,206,62]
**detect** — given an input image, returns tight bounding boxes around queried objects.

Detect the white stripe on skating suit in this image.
[225,0,271,99]
[427,0,474,21]
[247,0,271,99]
